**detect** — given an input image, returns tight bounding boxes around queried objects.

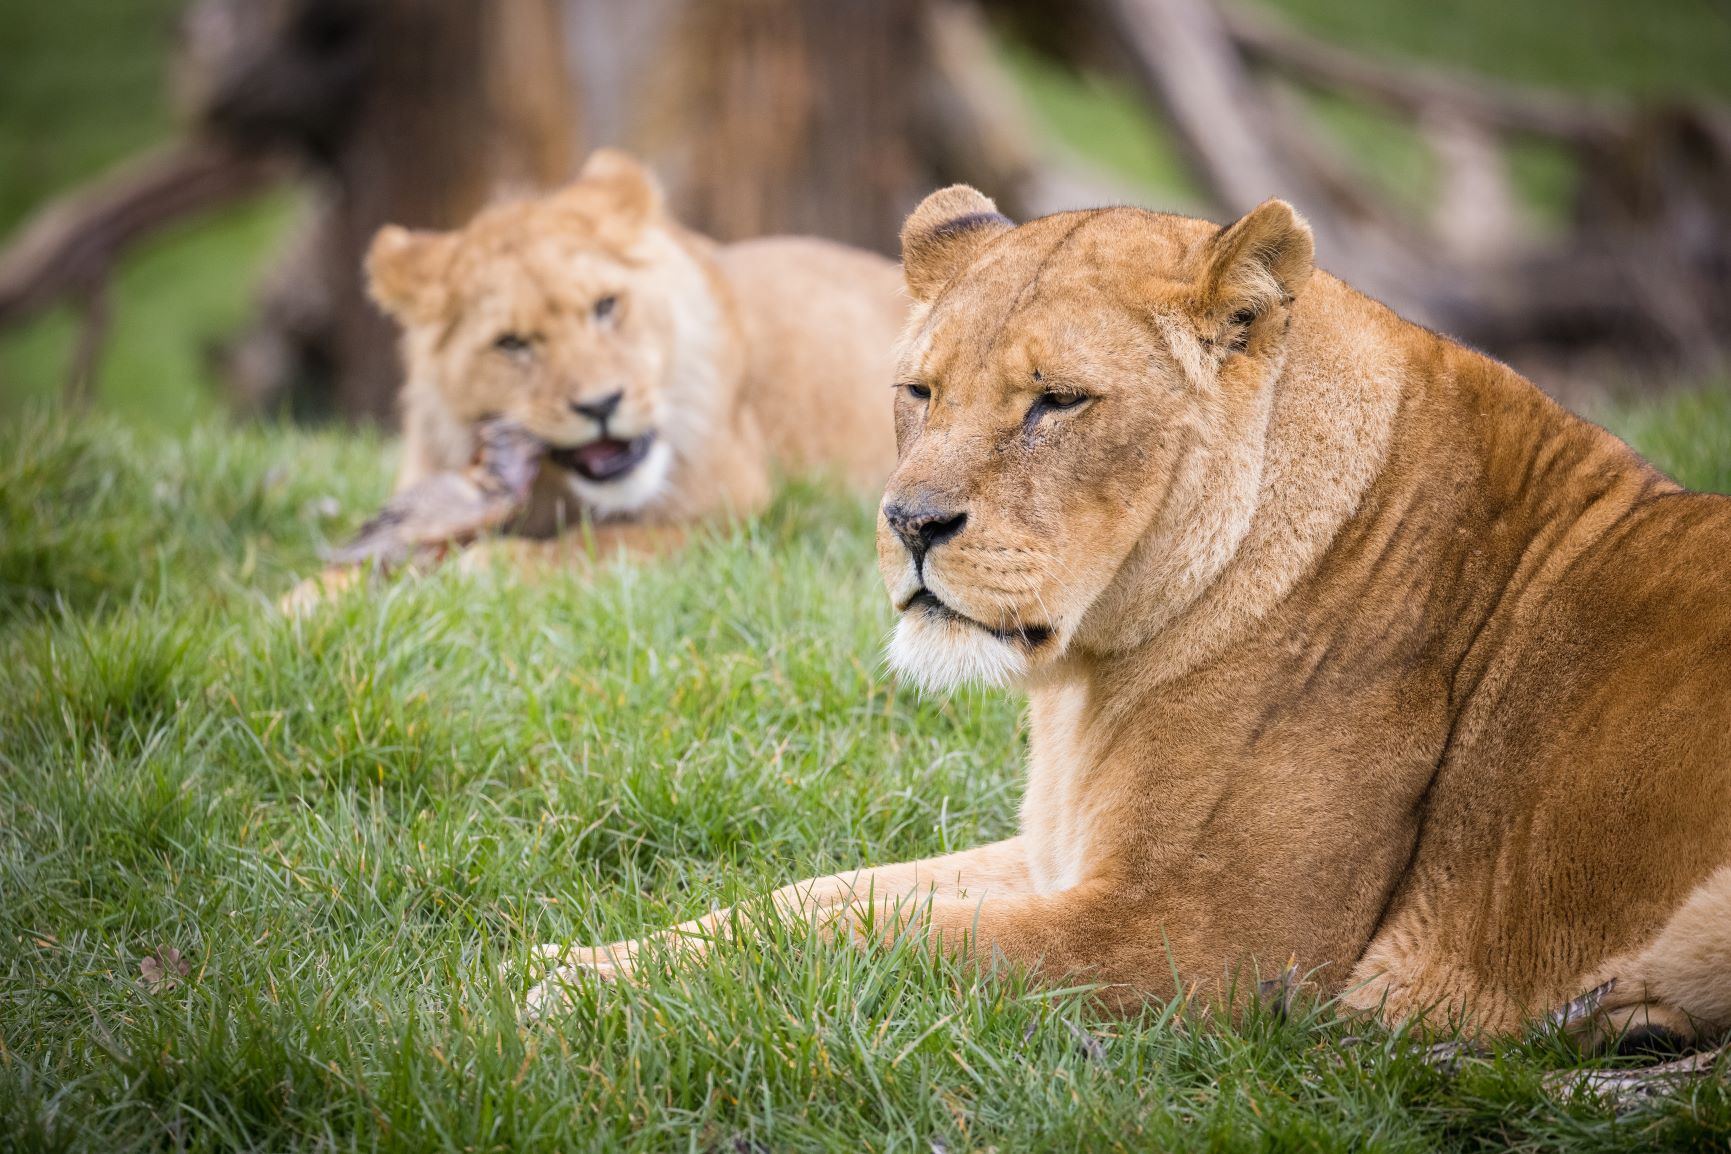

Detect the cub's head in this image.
[881,187,1314,693]
[368,150,722,515]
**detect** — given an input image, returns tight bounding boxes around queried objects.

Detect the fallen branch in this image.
[1100,0,1449,322]
[1544,1045,1727,1109]
[0,138,284,327]
[1102,0,1307,218]
[1219,0,1626,144]
[923,0,1155,219]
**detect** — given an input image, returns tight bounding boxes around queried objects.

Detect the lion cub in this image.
[358,149,903,569]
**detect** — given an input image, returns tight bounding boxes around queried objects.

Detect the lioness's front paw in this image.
[1553,977,1702,1056]
[521,945,633,1018]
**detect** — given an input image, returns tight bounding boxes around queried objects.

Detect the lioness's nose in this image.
[884,501,967,559]
[570,390,623,422]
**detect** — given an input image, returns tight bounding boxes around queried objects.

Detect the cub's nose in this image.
[569,390,623,422]
[883,501,967,559]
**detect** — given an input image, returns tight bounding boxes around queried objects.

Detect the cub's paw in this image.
[455,536,573,581]
[278,566,364,616]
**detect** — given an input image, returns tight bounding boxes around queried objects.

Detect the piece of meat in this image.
[328,419,546,567]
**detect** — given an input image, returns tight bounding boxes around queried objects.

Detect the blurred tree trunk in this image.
[314,0,576,421]
[210,0,944,420]
[565,0,1008,250]
[643,0,928,251]
[564,0,1133,245]
[196,0,578,421]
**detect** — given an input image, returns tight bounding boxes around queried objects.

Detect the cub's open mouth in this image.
[549,434,656,482]
[906,589,1053,647]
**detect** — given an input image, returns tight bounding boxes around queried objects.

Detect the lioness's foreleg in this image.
[525,837,1033,1011]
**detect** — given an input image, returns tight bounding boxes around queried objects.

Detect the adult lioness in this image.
[531,187,1731,1055]
[366,148,901,552]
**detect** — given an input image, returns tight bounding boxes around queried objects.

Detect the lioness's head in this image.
[880,187,1315,693]
[368,150,725,515]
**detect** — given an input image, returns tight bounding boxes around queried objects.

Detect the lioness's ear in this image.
[1197,199,1314,352]
[366,225,458,324]
[570,148,666,238]
[901,185,1014,303]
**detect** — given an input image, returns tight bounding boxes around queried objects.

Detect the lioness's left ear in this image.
[568,148,666,240]
[901,185,1014,303]
[1197,199,1314,352]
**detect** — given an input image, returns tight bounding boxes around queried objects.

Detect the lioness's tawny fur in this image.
[369,148,903,553]
[530,187,1731,1050]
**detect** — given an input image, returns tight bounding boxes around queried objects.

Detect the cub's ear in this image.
[366,225,458,324]
[901,185,1014,303]
[568,148,666,242]
[1197,199,1314,352]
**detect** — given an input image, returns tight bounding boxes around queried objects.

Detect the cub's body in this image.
[716,236,907,498]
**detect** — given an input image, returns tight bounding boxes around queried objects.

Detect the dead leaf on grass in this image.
[1258,957,1301,1022]
[1062,1018,1109,1063]
[139,946,191,993]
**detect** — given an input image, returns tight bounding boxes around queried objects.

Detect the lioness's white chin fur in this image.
[888,612,1030,694]
[567,438,675,517]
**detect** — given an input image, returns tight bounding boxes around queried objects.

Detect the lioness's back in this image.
[718,236,903,491]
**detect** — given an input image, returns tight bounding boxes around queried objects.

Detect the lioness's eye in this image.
[903,383,932,401]
[494,333,533,356]
[1025,391,1091,428]
[593,295,618,321]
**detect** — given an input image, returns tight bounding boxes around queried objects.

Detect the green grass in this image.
[1596,386,1731,495]
[4,392,1731,1152]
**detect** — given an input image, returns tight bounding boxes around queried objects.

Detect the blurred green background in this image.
[5,0,1731,430]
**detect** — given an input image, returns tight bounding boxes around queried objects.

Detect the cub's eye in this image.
[493,333,533,357]
[593,294,618,321]
[902,382,932,401]
[1228,307,1258,328]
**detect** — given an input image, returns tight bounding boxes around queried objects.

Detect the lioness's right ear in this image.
[1196,199,1314,348]
[901,185,1014,303]
[366,225,457,324]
